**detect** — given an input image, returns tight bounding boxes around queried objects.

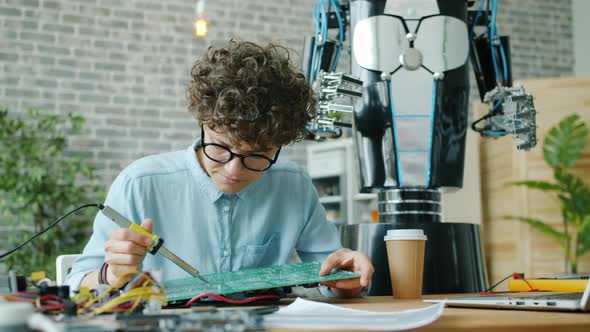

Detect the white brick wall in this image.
[0,0,574,286]
[496,0,573,78]
[1,0,317,182]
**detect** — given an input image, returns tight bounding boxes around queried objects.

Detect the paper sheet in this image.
[263,297,445,330]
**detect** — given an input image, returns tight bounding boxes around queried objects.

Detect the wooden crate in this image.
[479,77,590,288]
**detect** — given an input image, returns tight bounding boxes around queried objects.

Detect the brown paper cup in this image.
[384,229,427,299]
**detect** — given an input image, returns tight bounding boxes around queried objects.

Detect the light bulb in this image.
[194,17,207,37]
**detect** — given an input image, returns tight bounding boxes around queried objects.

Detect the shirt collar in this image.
[186,138,266,203]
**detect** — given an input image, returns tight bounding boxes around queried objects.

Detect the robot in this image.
[302,0,537,295]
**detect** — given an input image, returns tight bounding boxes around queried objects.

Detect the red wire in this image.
[512,273,539,292]
[115,302,136,309]
[480,272,540,295]
[185,292,280,307]
[40,295,62,302]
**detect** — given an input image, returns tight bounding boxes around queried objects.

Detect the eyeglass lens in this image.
[203,144,271,171]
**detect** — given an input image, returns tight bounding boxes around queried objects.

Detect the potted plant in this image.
[505,114,590,274]
[0,108,103,278]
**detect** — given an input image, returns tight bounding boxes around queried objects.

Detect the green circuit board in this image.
[163,262,359,302]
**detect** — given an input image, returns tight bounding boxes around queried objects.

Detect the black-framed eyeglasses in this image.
[200,126,281,172]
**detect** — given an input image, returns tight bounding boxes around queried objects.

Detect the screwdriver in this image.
[98,204,208,283]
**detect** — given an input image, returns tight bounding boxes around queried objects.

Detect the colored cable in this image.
[512,273,539,292]
[185,292,280,307]
[330,0,344,71]
[470,0,485,37]
[76,270,166,316]
[310,1,321,83]
[488,0,500,83]
[480,272,539,295]
[0,203,101,259]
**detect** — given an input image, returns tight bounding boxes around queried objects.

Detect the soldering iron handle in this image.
[99,204,163,255]
[128,224,164,254]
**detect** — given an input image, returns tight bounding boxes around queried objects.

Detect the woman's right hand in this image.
[103,218,154,288]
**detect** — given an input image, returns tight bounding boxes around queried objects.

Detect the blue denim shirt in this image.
[65,139,342,291]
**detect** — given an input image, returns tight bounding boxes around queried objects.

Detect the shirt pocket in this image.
[239,232,279,269]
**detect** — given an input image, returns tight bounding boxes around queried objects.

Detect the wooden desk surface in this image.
[266,295,590,332]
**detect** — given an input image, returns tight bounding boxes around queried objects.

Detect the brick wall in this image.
[0,0,574,287]
[1,0,317,183]
[496,0,574,78]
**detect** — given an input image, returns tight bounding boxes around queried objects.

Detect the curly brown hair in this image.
[186,40,315,149]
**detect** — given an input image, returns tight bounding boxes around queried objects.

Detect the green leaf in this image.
[503,216,568,245]
[508,180,561,191]
[0,107,104,278]
[576,214,590,257]
[543,114,589,169]
[554,168,590,216]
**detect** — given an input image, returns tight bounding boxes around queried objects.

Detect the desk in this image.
[266,295,590,332]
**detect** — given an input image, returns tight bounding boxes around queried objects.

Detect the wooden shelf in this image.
[308,138,376,224]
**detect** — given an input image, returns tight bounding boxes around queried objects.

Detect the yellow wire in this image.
[88,288,166,316]
[2,270,167,316]
[80,270,166,316]
[77,269,140,315]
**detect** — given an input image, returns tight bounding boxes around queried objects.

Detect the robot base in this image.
[340,221,487,296]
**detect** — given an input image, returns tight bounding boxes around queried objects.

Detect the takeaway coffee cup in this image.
[384,229,427,299]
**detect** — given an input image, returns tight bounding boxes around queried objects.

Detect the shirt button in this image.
[223,206,230,213]
[223,250,229,257]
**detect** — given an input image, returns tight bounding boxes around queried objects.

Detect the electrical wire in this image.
[488,0,509,85]
[470,0,485,37]
[0,204,168,316]
[489,0,501,84]
[0,203,101,259]
[470,0,512,136]
[1,293,36,303]
[76,270,166,316]
[499,38,508,82]
[316,0,328,80]
[468,1,484,83]
[310,2,321,83]
[2,270,166,316]
[310,0,344,81]
[330,0,344,72]
[185,292,280,307]
[480,272,539,295]
[34,295,64,314]
[488,99,503,114]
[472,99,507,135]
[483,131,507,137]
[310,0,328,82]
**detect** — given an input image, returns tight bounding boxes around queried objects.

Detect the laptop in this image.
[425,277,590,311]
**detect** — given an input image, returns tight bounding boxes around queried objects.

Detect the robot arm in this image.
[469,0,537,150]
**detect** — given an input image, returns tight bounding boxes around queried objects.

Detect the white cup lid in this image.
[384,229,427,241]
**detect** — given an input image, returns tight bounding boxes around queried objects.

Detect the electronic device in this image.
[164,262,359,303]
[424,277,590,311]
